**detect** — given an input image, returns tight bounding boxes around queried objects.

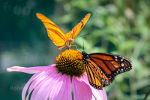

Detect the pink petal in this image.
[91,88,107,100]
[22,65,56,100]
[30,71,58,100]
[72,76,92,100]
[22,65,72,100]
[79,73,107,100]
[49,75,72,100]
[7,64,56,74]
[22,72,45,100]
[24,72,49,100]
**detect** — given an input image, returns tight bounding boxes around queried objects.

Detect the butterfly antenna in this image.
[83,40,85,51]
[79,27,90,38]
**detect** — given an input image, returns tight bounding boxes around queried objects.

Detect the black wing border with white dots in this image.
[89,53,132,79]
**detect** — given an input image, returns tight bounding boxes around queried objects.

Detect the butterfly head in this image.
[82,51,90,64]
[82,51,87,56]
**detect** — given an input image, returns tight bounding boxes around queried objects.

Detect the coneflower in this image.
[7,49,107,100]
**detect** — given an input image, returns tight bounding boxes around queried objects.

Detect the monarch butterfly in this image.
[36,13,91,49]
[82,51,132,89]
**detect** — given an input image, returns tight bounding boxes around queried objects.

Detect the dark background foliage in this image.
[0,0,150,100]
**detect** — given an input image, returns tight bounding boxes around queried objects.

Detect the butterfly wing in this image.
[36,13,66,47]
[66,13,91,40]
[89,53,132,78]
[85,59,112,89]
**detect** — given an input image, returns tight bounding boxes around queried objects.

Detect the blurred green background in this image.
[0,0,150,100]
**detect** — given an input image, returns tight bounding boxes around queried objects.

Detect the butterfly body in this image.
[82,51,132,89]
[65,39,73,47]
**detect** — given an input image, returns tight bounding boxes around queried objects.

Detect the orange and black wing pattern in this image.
[82,51,132,89]
[85,59,112,89]
[89,53,132,78]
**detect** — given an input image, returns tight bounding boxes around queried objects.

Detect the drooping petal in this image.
[91,88,107,100]
[79,73,107,100]
[7,64,56,74]
[22,65,72,100]
[49,75,72,100]
[22,64,57,100]
[30,71,60,100]
[72,76,92,100]
[23,72,49,100]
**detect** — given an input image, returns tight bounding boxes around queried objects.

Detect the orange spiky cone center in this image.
[56,49,85,77]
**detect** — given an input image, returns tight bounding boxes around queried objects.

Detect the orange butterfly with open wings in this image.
[36,13,91,49]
